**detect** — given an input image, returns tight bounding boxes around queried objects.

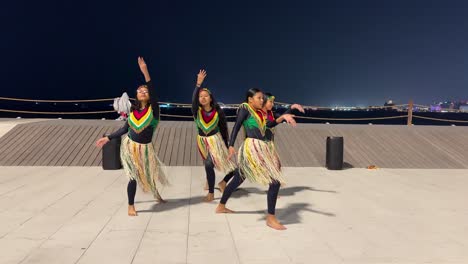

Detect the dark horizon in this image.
[2,1,468,107]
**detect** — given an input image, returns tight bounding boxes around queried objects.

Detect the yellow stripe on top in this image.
[197,107,218,127]
[129,106,153,128]
[195,107,220,135]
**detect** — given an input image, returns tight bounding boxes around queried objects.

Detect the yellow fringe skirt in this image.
[238,138,285,185]
[120,136,169,199]
[197,132,236,174]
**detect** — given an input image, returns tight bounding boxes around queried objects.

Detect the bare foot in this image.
[215,204,235,214]
[266,214,286,230]
[204,193,214,202]
[128,205,138,216]
[218,181,227,193]
[204,181,209,191]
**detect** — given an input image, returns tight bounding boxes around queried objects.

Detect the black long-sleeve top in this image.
[265,110,280,142]
[264,108,292,142]
[229,103,278,147]
[107,80,160,144]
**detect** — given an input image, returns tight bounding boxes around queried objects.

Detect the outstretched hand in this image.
[96,137,110,148]
[282,114,297,127]
[197,69,207,87]
[138,57,148,73]
[291,104,305,113]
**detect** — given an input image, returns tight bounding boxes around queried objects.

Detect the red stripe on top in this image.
[201,108,217,123]
[257,110,266,122]
[266,110,275,122]
[132,106,149,120]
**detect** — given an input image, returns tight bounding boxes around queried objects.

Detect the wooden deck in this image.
[0,119,467,168]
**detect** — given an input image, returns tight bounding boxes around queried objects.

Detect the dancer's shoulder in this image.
[237,103,251,115]
[239,102,249,109]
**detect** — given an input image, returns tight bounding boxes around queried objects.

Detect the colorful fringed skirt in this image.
[197,132,236,174]
[238,138,285,185]
[266,140,282,171]
[120,136,169,199]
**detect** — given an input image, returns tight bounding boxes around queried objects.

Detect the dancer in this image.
[96,57,168,216]
[216,94,303,194]
[262,93,304,199]
[263,92,305,142]
[216,88,296,230]
[192,70,236,201]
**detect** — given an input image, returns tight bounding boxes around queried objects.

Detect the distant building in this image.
[459,105,468,113]
[430,105,442,112]
[384,100,396,110]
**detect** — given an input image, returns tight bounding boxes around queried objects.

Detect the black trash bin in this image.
[326,136,343,170]
[102,134,122,170]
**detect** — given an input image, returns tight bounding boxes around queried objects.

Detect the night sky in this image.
[2,1,468,107]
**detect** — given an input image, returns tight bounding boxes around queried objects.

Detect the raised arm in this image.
[138,57,151,82]
[138,57,160,120]
[192,70,207,116]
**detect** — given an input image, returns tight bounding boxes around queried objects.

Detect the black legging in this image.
[127,179,137,205]
[204,156,216,193]
[220,170,281,215]
[223,170,235,183]
[205,156,236,193]
[127,179,163,205]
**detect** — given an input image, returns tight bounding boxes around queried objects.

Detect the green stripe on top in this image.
[195,117,219,133]
[241,103,266,134]
[244,116,260,129]
[195,108,220,135]
[128,110,159,133]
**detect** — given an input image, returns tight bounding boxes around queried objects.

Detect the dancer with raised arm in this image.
[192,70,236,201]
[96,57,168,216]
